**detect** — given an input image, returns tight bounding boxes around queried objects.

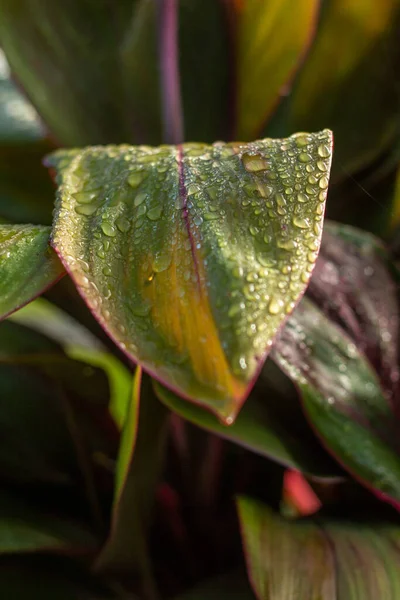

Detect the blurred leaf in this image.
[0,224,64,320]
[0,49,55,224]
[234,0,320,140]
[11,298,132,427]
[155,360,340,478]
[307,222,399,400]
[0,490,97,554]
[175,571,255,600]
[238,496,400,599]
[0,319,117,490]
[49,130,332,422]
[0,0,162,146]
[0,48,43,143]
[0,556,121,599]
[96,370,167,598]
[272,295,400,507]
[288,0,400,177]
[179,0,231,142]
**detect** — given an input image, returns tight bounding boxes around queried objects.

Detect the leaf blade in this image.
[50,131,332,421]
[0,224,64,320]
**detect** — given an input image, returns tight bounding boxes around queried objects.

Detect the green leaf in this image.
[0,224,64,320]
[238,496,400,600]
[49,130,332,422]
[175,571,256,600]
[272,298,400,506]
[10,297,132,428]
[0,319,117,488]
[155,358,340,478]
[288,0,400,176]
[0,490,97,554]
[0,0,162,146]
[96,370,167,596]
[234,0,320,140]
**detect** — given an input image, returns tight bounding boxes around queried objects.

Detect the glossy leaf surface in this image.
[272,225,400,505]
[49,130,332,421]
[288,0,400,175]
[238,496,400,599]
[0,224,64,320]
[234,0,319,140]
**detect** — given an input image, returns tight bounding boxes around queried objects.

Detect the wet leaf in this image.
[0,224,64,320]
[238,496,400,600]
[96,370,167,597]
[0,490,97,554]
[307,222,399,401]
[288,0,400,176]
[234,0,320,140]
[49,130,332,422]
[0,0,161,146]
[155,359,340,478]
[272,295,400,507]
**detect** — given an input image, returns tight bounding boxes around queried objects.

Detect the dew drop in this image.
[298,152,312,163]
[293,216,310,229]
[101,222,117,237]
[242,152,269,172]
[75,204,97,216]
[317,144,330,158]
[134,192,147,206]
[128,172,146,188]
[147,206,163,221]
[115,216,131,233]
[319,176,329,189]
[268,295,284,315]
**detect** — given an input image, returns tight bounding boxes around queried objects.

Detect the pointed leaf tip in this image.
[50,130,333,420]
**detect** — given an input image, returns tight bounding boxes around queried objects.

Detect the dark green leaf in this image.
[0,224,64,320]
[0,319,117,487]
[96,370,167,596]
[10,298,132,427]
[233,0,320,140]
[0,0,162,146]
[272,296,400,506]
[49,130,332,422]
[155,358,340,478]
[238,496,400,599]
[0,490,96,554]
